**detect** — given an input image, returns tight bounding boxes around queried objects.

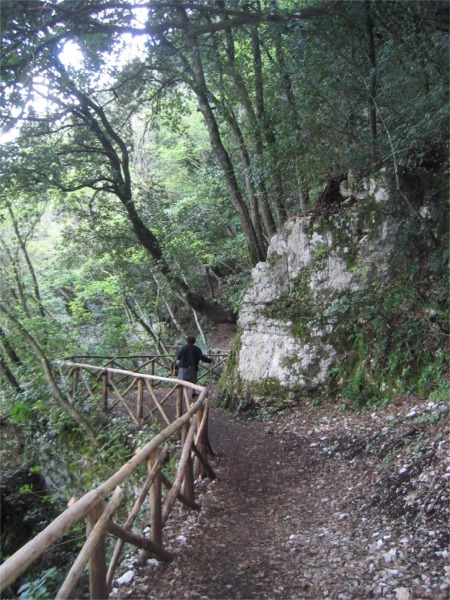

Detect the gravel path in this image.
[111,397,449,600]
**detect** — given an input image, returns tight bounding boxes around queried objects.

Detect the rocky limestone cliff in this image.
[221,169,446,409]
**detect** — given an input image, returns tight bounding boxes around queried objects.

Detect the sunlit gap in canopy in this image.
[59,35,148,87]
[0,5,149,143]
[0,76,57,143]
[58,3,149,74]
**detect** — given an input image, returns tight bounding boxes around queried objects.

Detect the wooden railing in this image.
[0,358,225,599]
[64,354,227,420]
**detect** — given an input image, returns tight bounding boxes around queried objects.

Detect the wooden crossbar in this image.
[0,388,208,594]
[144,379,172,426]
[56,487,124,599]
[1,355,228,597]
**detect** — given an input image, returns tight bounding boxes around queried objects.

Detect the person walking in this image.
[176,335,212,397]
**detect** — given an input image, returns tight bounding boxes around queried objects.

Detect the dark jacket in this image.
[177,343,212,371]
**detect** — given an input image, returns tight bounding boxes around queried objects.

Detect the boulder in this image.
[220,170,431,408]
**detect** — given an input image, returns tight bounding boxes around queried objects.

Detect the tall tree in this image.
[1,0,344,266]
[1,0,447,322]
[2,49,237,322]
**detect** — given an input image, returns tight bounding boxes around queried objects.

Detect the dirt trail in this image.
[111,395,449,600]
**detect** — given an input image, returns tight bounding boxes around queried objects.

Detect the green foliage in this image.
[217,328,244,409]
[162,452,180,481]
[11,402,32,424]
[256,405,284,422]
[429,380,450,404]
[135,96,250,311]
[29,465,43,474]
[17,568,60,600]
[326,226,449,407]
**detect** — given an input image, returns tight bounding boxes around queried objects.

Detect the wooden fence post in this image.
[176,386,183,420]
[200,403,214,457]
[181,423,195,505]
[109,362,115,402]
[137,378,143,420]
[86,502,108,600]
[108,446,169,590]
[149,449,162,548]
[194,407,205,478]
[139,448,163,564]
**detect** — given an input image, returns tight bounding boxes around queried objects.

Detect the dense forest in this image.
[0,0,448,593]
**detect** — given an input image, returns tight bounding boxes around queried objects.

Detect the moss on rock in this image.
[219,170,449,412]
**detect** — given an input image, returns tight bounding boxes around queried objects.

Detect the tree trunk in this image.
[250,26,288,226]
[223,106,272,247]
[210,17,276,242]
[272,25,311,213]
[0,353,23,393]
[272,26,297,110]
[220,17,286,229]
[365,0,378,160]
[176,8,265,265]
[7,202,47,322]
[0,325,22,366]
[0,240,31,317]
[190,72,265,264]
[0,325,24,392]
[58,64,237,324]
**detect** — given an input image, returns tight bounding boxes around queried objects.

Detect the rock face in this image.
[225,170,440,405]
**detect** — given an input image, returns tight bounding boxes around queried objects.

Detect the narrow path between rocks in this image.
[111,397,449,600]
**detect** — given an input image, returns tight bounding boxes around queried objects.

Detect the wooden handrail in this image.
[64,361,205,394]
[64,355,228,379]
[64,355,227,400]
[0,354,229,597]
[0,378,209,595]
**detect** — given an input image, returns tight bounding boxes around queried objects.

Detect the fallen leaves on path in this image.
[110,395,449,600]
